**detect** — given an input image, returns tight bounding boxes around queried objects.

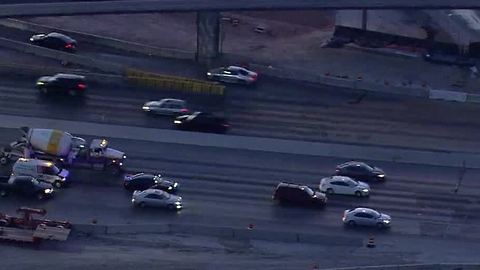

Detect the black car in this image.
[0,176,54,200]
[123,173,178,193]
[335,161,386,182]
[36,73,87,96]
[272,182,327,207]
[173,112,230,133]
[29,32,77,52]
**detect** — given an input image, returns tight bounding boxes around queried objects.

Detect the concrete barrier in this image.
[169,223,235,238]
[429,89,468,102]
[106,224,170,235]
[233,228,298,242]
[0,37,124,74]
[0,19,196,60]
[296,232,363,246]
[466,93,480,104]
[324,264,480,270]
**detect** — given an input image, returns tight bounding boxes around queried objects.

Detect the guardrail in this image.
[324,263,480,270]
[126,68,225,95]
[0,19,196,60]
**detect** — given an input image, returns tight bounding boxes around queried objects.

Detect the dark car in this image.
[36,73,87,96]
[29,32,77,52]
[173,112,229,133]
[123,173,178,193]
[272,182,327,208]
[0,176,54,200]
[335,161,386,182]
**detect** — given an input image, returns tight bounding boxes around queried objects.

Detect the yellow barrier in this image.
[125,68,225,96]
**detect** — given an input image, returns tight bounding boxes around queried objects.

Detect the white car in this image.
[206,66,258,85]
[142,99,189,116]
[342,208,391,229]
[132,189,182,210]
[319,176,370,197]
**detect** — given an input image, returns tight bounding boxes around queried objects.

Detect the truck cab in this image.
[76,139,126,174]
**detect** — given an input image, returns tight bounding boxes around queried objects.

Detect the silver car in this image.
[319,176,370,197]
[206,66,258,85]
[132,189,182,210]
[342,207,391,229]
[142,99,189,116]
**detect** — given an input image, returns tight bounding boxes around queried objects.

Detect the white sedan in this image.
[206,66,258,85]
[319,176,370,197]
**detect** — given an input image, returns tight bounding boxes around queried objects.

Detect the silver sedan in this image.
[132,189,183,210]
[206,66,258,85]
[142,98,189,116]
[342,207,391,229]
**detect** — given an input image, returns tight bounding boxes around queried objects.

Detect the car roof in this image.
[338,161,370,168]
[53,73,86,80]
[143,189,167,195]
[46,32,75,42]
[131,173,155,179]
[277,182,308,189]
[159,98,185,103]
[326,176,354,182]
[227,65,248,71]
[350,207,379,215]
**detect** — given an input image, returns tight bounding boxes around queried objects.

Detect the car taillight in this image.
[180,108,189,113]
[251,74,258,80]
[223,123,230,127]
[65,44,73,49]
[77,83,86,90]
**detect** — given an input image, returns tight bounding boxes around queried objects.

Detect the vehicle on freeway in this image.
[319,175,370,197]
[206,65,258,85]
[0,175,54,200]
[6,128,126,175]
[142,99,189,116]
[36,73,87,96]
[335,161,386,182]
[273,182,327,208]
[29,32,77,52]
[12,158,69,188]
[173,112,230,133]
[132,189,183,210]
[342,207,391,229]
[124,173,178,193]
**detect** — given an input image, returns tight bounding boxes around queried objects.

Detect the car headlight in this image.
[174,120,182,124]
[36,81,45,85]
[383,219,390,224]
[173,182,178,188]
[44,189,53,194]
[207,72,212,76]
[377,174,385,178]
[142,106,150,111]
[175,201,181,205]
[168,186,172,190]
[131,199,135,203]
[362,189,369,192]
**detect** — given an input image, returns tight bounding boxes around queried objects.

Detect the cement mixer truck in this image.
[1,127,126,174]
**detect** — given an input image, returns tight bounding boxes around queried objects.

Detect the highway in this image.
[0,126,479,241]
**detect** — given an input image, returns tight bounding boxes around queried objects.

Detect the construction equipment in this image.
[0,207,71,243]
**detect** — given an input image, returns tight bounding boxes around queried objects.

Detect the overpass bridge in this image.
[2,0,479,62]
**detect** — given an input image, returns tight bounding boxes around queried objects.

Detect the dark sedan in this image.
[29,32,77,53]
[123,173,178,193]
[335,161,386,182]
[173,112,230,133]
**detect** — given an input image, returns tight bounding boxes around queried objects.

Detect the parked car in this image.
[272,182,327,208]
[123,173,178,193]
[206,66,258,85]
[142,99,189,116]
[319,176,370,197]
[29,32,77,52]
[173,112,230,133]
[0,175,54,200]
[131,189,182,210]
[335,161,386,182]
[36,73,87,96]
[342,207,391,229]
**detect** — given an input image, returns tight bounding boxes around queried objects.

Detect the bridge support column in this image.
[196,11,220,64]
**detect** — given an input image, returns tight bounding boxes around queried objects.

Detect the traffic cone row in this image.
[366,234,375,248]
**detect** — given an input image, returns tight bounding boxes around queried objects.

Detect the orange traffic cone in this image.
[366,234,375,248]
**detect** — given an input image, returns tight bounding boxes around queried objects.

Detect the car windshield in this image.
[303,186,314,196]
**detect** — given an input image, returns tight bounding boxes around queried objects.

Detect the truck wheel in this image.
[0,190,7,197]
[54,181,63,188]
[0,157,7,165]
